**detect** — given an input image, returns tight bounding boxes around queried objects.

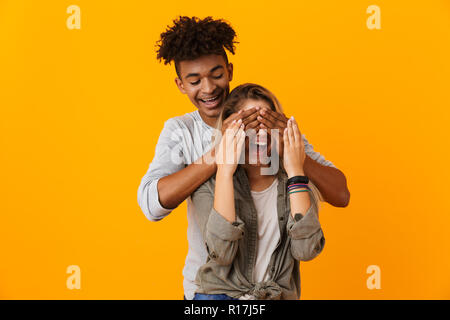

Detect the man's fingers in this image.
[223,107,258,130]
[257,114,275,129]
[246,118,260,130]
[239,106,258,120]
[242,111,259,126]
[260,109,288,129]
[232,107,258,124]
[272,110,289,124]
[259,109,278,127]
[278,112,290,123]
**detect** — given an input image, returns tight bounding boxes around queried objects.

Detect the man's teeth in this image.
[202,96,218,102]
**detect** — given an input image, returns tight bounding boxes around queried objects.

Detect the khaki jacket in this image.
[192,166,325,300]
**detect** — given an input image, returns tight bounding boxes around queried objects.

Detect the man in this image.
[137,16,350,300]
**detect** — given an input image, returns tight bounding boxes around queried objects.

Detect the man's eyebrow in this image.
[185,65,224,79]
[185,73,200,79]
[210,65,224,73]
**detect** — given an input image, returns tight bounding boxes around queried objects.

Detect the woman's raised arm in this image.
[194,119,247,266]
[283,117,325,261]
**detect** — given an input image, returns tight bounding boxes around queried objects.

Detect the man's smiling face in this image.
[175,54,233,126]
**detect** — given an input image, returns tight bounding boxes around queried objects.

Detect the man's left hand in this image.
[256,108,289,157]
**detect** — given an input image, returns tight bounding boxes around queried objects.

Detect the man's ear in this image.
[227,63,234,82]
[175,77,186,94]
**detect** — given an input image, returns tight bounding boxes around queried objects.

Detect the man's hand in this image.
[222,107,291,156]
[221,107,259,135]
[256,108,289,157]
[257,108,289,131]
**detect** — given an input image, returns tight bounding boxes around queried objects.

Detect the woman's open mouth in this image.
[248,140,270,164]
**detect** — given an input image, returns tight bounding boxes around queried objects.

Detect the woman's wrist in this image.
[287,169,305,179]
[217,166,235,179]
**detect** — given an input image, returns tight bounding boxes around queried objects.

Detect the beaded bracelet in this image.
[287,181,310,195]
[288,183,309,191]
[287,183,309,190]
[288,189,309,195]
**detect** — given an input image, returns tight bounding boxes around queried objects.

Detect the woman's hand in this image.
[216,119,246,177]
[283,117,306,178]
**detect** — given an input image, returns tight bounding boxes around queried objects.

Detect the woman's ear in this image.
[175,77,186,94]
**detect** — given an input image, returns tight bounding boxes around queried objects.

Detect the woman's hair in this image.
[156,16,238,77]
[214,83,323,207]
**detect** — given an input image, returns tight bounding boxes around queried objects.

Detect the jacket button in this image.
[279,216,284,221]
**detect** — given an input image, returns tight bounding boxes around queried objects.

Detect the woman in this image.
[192,84,325,300]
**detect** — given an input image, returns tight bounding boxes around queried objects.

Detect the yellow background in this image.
[1,0,449,299]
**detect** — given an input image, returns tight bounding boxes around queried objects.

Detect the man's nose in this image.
[201,78,216,94]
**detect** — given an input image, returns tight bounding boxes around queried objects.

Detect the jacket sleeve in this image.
[303,134,336,169]
[137,118,186,221]
[287,190,325,261]
[191,182,245,266]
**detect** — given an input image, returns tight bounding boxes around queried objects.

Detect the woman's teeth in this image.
[250,142,268,150]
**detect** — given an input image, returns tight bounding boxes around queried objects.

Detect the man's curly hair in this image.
[156,16,238,76]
